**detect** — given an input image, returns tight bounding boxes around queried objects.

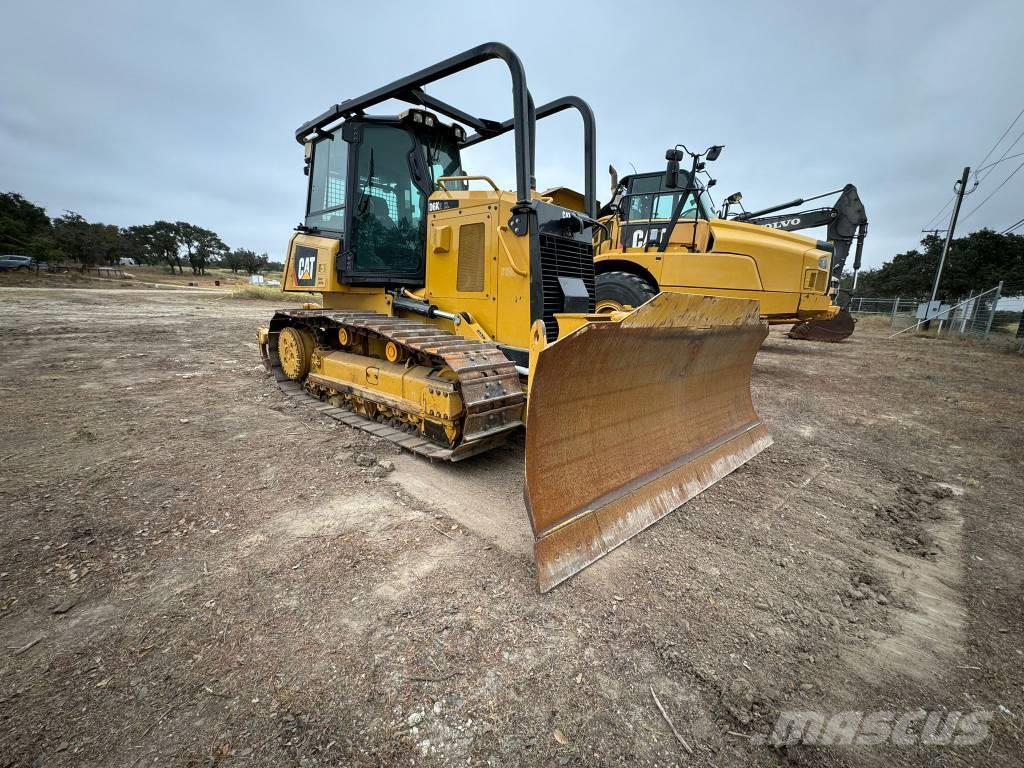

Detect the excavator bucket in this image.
[788,308,857,342]
[524,292,772,592]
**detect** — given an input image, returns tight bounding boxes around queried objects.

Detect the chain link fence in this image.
[847,282,1024,351]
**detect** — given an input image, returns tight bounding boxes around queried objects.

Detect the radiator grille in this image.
[539,234,595,341]
[457,223,485,292]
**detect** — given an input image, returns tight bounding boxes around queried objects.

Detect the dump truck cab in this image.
[594,157,838,324]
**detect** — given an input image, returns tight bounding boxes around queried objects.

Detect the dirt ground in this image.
[0,287,1021,767]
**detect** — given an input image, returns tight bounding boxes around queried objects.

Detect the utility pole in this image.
[927,167,971,322]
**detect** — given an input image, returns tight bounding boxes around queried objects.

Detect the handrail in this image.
[497,227,529,277]
[437,175,500,193]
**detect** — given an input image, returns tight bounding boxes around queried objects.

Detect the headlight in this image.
[818,256,829,270]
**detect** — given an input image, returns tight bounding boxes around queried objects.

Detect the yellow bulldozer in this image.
[257,44,771,591]
[589,144,867,342]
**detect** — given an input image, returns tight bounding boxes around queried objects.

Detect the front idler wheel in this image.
[277,326,316,380]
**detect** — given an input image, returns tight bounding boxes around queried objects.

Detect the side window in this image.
[306,134,348,232]
[628,194,654,221]
[423,140,466,190]
[625,175,661,221]
[653,192,697,220]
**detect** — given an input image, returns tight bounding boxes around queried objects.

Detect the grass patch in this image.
[851,313,900,331]
[229,285,318,303]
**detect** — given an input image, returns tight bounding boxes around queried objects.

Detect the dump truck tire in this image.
[595,271,657,313]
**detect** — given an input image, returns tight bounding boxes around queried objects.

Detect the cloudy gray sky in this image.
[2,0,1021,269]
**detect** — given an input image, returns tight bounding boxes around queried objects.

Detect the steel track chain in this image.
[261,309,525,461]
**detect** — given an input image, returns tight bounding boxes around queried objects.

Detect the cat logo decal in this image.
[294,245,318,287]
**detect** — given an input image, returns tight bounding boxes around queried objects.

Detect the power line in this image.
[922,106,1023,231]
[976,129,1024,182]
[960,157,1024,223]
[974,106,1024,171]
[976,150,1024,175]
[923,195,956,231]
[1003,215,1024,235]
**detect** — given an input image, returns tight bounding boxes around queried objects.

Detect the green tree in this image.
[51,212,135,269]
[53,212,97,268]
[127,221,184,273]
[850,230,1024,298]
[221,249,245,273]
[230,248,270,275]
[175,222,226,276]
[0,192,57,259]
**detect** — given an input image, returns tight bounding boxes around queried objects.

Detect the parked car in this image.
[0,255,36,271]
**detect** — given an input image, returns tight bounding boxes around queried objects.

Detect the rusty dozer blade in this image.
[524,292,773,592]
[788,308,856,342]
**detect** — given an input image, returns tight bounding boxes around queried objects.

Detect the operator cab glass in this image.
[349,123,426,278]
[621,173,717,223]
[303,112,465,286]
[306,135,348,233]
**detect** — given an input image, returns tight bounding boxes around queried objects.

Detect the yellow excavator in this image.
[257,44,771,591]
[589,144,866,342]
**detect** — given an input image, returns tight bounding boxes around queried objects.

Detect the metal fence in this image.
[15,260,127,278]
[847,282,1024,349]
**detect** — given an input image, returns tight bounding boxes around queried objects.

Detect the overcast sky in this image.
[2,0,1021,269]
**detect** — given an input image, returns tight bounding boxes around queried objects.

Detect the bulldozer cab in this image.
[289,44,602,330]
[303,111,467,287]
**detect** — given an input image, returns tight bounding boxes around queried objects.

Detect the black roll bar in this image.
[462,96,597,219]
[294,42,534,211]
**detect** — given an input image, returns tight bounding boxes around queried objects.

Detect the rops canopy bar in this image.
[463,96,597,219]
[294,42,534,210]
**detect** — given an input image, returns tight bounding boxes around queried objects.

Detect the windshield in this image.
[421,131,465,190]
[699,188,718,217]
[623,173,716,222]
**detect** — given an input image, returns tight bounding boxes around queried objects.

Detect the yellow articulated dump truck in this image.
[591,144,865,342]
[256,44,771,591]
